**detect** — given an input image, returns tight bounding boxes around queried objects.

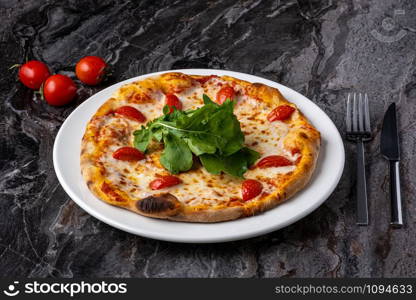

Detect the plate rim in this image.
[53,68,345,243]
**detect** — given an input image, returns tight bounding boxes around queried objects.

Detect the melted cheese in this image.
[98,77,298,206]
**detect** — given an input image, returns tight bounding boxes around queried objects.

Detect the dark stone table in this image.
[1,0,415,277]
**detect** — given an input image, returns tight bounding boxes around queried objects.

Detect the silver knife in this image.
[380,103,403,227]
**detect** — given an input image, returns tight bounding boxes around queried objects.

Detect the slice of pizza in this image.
[80,72,320,222]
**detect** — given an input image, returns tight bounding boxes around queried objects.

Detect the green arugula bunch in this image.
[133,95,260,177]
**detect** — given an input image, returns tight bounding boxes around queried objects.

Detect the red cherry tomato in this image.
[267,105,296,122]
[195,75,217,85]
[216,86,235,104]
[43,74,77,106]
[242,179,263,201]
[18,60,50,90]
[165,94,182,113]
[257,155,293,168]
[115,106,146,122]
[113,147,145,161]
[75,56,107,85]
[149,176,182,190]
[291,148,301,155]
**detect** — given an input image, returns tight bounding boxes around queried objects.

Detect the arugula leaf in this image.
[160,132,193,174]
[163,105,187,121]
[133,127,151,152]
[177,102,218,131]
[198,154,223,175]
[162,105,170,115]
[132,94,260,177]
[205,100,243,156]
[203,94,219,106]
[243,147,262,166]
[185,135,217,156]
[151,126,165,142]
[199,147,260,178]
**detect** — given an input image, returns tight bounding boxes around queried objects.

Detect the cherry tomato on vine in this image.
[75,56,107,85]
[18,60,50,90]
[43,74,77,106]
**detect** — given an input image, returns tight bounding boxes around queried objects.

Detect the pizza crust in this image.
[81,72,320,223]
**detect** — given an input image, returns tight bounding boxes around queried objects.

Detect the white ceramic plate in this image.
[53,69,344,243]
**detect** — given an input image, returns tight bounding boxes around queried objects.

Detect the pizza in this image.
[80,72,320,222]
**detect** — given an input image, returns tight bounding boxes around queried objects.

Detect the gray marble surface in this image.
[1,0,415,277]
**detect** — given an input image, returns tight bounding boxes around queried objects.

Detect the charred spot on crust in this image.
[86,180,93,188]
[137,194,177,214]
[299,132,309,139]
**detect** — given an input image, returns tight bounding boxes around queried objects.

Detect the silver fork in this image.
[346,93,372,225]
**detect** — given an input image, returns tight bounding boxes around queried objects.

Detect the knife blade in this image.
[380,103,403,227]
[381,103,400,160]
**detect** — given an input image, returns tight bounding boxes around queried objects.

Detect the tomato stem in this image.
[9,64,21,70]
[36,82,45,101]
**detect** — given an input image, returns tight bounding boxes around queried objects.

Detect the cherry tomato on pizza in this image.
[113,147,145,161]
[267,105,295,122]
[195,75,217,85]
[149,176,182,190]
[242,179,263,201]
[216,86,235,104]
[257,155,293,168]
[165,94,182,113]
[115,106,146,122]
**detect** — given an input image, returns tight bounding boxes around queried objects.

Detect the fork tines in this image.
[346,93,371,139]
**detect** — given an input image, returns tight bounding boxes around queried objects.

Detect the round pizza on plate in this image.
[80,72,320,222]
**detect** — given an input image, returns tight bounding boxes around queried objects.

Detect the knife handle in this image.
[389,161,403,227]
[356,140,369,225]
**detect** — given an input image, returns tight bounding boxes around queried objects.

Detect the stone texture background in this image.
[1,0,415,277]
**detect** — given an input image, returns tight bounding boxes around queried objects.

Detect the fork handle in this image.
[389,160,403,227]
[356,140,369,225]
